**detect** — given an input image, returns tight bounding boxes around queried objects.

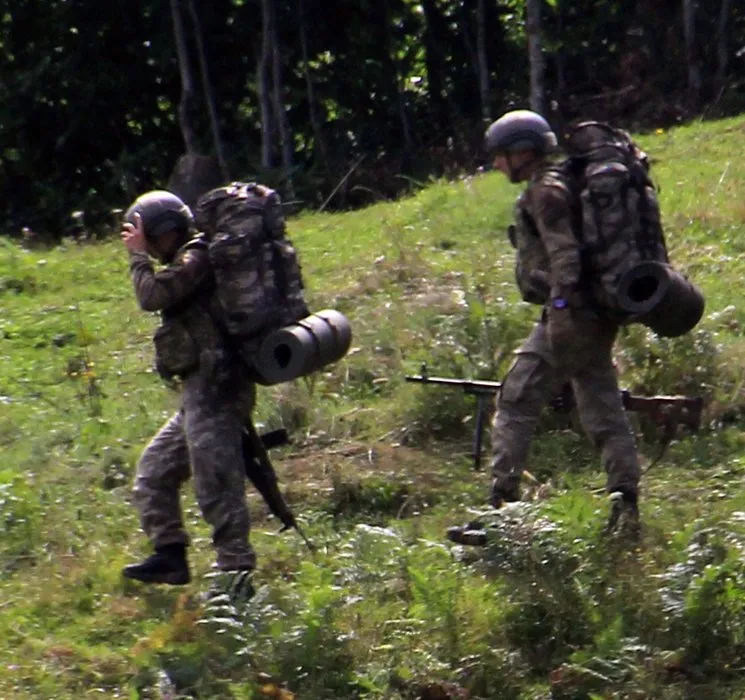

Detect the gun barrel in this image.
[405,375,502,395]
[405,374,500,470]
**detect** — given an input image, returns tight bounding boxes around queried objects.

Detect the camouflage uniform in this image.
[490,163,640,501]
[129,244,256,571]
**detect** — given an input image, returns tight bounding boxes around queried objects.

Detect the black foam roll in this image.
[254,309,353,385]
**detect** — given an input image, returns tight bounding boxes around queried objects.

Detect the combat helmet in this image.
[124,190,194,239]
[484,110,557,155]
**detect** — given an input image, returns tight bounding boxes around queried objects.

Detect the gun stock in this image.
[242,422,315,551]
[620,391,704,432]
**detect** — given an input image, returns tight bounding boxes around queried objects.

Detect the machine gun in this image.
[405,365,704,470]
[243,423,315,551]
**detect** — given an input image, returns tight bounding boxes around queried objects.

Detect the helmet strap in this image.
[506,151,542,183]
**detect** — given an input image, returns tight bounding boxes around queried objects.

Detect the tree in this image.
[420,0,450,130]
[716,0,734,90]
[527,0,546,115]
[682,0,702,110]
[476,0,490,120]
[297,0,329,170]
[167,0,225,206]
[4,0,745,236]
[187,0,229,180]
[170,0,200,155]
[258,0,276,169]
[270,1,296,197]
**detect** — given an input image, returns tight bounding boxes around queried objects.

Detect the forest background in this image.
[1,0,744,240]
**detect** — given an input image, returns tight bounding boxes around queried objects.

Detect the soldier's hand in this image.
[121,213,147,254]
[546,305,577,365]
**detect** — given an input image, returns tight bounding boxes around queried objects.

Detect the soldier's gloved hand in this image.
[121,212,148,255]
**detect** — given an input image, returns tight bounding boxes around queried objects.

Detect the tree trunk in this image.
[420,0,449,130]
[460,0,480,97]
[169,0,200,155]
[269,0,295,198]
[476,0,490,120]
[186,0,229,181]
[716,0,733,88]
[382,0,413,155]
[526,0,545,115]
[297,0,329,170]
[553,2,567,132]
[682,0,701,110]
[259,0,275,169]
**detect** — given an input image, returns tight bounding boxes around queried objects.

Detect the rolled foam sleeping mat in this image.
[616,260,669,315]
[617,261,705,337]
[254,309,352,385]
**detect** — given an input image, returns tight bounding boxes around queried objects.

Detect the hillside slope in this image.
[2,116,745,699]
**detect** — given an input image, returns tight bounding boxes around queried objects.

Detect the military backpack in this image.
[193,181,310,349]
[561,121,670,311]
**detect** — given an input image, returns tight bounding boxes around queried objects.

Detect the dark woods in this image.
[2,0,744,240]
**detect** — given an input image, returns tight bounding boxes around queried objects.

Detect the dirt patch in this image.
[246,440,459,524]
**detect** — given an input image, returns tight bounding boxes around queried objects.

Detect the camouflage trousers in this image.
[490,311,640,499]
[132,370,257,571]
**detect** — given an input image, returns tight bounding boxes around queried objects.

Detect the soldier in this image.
[119,190,256,590]
[469,110,641,537]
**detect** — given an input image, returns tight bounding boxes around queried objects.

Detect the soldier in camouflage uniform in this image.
[120,191,257,586]
[470,110,640,537]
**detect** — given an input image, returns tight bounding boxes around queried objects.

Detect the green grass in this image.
[3,115,745,699]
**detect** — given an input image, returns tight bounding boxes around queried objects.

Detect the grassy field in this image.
[2,115,745,699]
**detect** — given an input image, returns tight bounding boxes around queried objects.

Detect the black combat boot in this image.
[490,479,520,509]
[446,522,489,547]
[447,482,521,546]
[604,491,641,542]
[122,543,191,585]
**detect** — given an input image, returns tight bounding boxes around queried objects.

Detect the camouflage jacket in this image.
[129,242,224,375]
[129,243,211,315]
[513,162,582,306]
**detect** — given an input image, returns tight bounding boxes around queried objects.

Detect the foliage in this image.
[3,1,745,237]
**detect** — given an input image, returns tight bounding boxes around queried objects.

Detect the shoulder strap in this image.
[182,233,209,251]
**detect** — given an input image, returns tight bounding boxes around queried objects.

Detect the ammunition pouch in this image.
[153,320,200,379]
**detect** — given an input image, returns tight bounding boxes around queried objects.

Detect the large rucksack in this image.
[559,122,704,336]
[562,121,670,312]
[193,181,310,345]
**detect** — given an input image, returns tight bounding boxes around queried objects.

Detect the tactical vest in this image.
[513,203,550,303]
[512,167,568,305]
[151,242,220,380]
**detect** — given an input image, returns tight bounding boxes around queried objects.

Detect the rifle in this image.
[242,423,315,551]
[618,390,704,471]
[405,365,704,470]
